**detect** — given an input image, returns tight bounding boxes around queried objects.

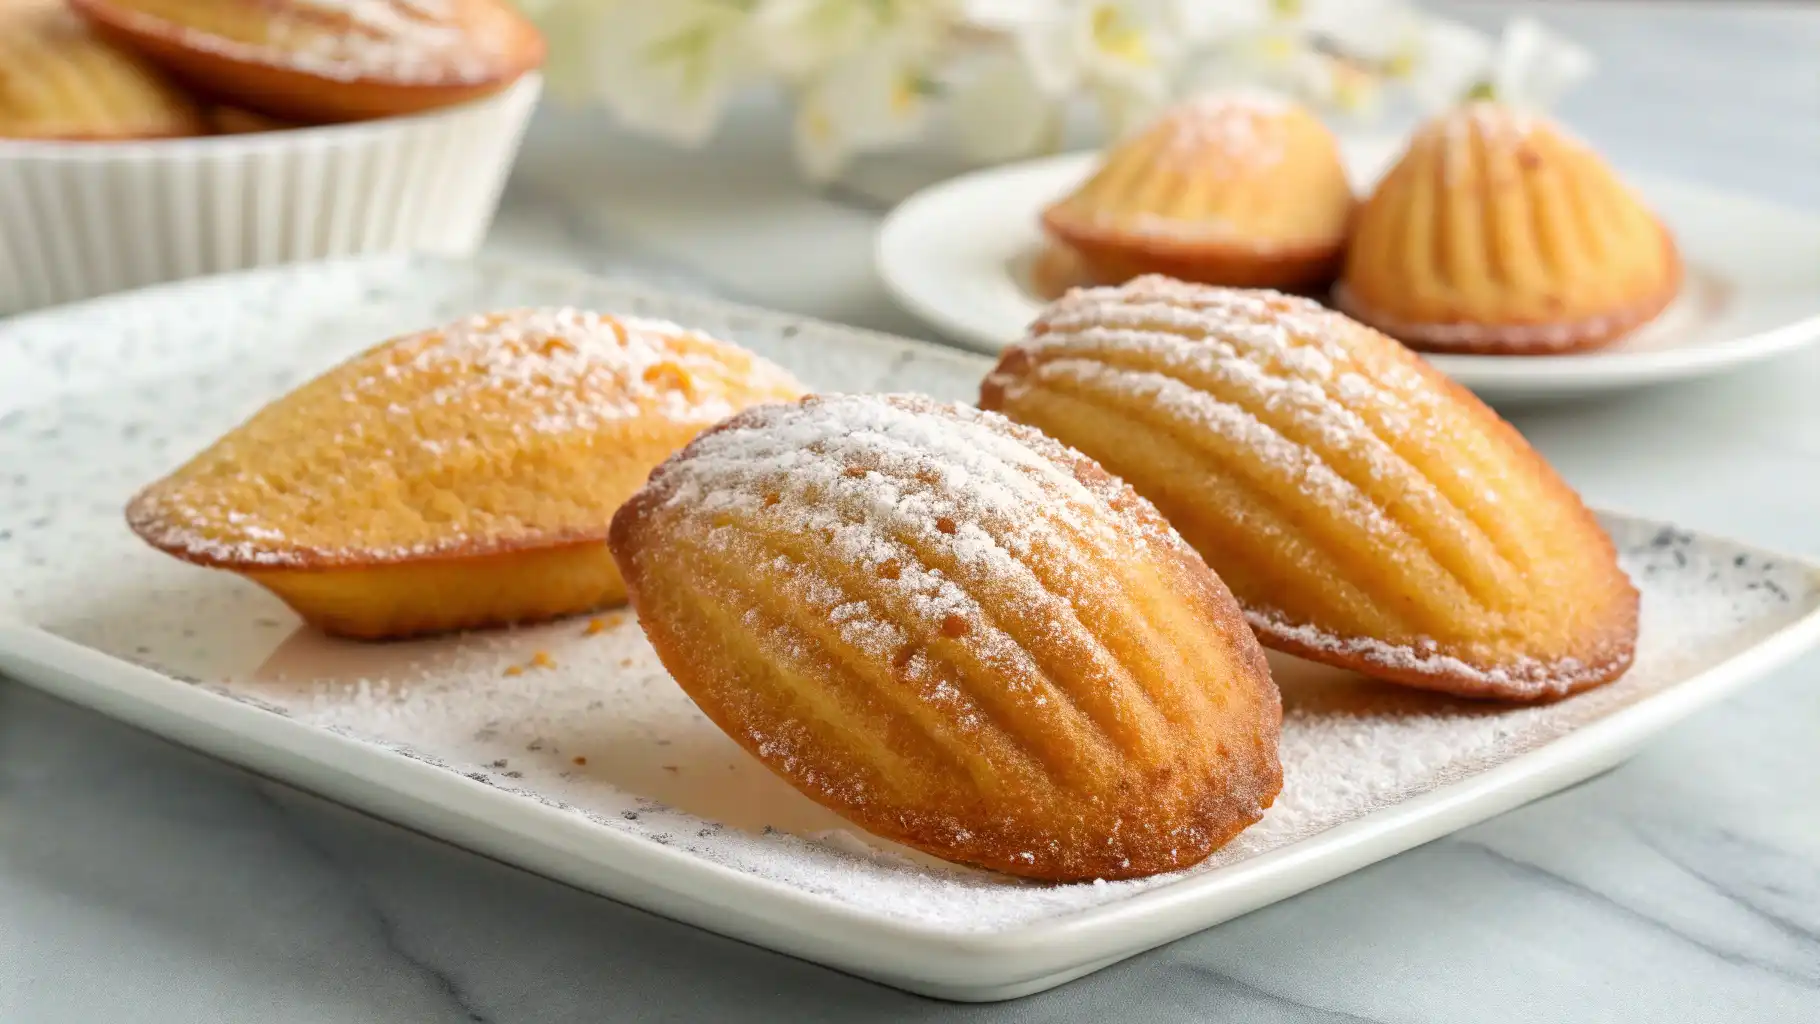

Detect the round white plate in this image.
[876,140,1820,402]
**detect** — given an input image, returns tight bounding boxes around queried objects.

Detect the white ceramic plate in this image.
[876,141,1820,402]
[4,255,1820,1002]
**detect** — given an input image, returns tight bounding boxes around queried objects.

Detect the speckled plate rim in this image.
[876,146,1820,402]
[4,256,1820,1002]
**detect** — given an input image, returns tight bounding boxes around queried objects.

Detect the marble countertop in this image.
[6,3,1819,1021]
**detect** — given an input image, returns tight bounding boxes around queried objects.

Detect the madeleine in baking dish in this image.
[1041,90,1355,292]
[126,308,804,640]
[981,276,1639,701]
[69,0,545,123]
[0,0,203,140]
[609,393,1282,881]
[1337,102,1680,355]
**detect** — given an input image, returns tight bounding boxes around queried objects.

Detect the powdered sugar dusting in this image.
[125,307,803,569]
[368,307,800,432]
[1444,100,1547,146]
[995,277,1439,531]
[1148,89,1295,174]
[116,0,516,84]
[1015,357,1405,549]
[637,394,1187,707]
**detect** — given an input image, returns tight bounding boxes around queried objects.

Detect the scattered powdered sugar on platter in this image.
[2,256,1816,933]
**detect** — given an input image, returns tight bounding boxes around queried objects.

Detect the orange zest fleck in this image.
[503,665,525,677]
[530,651,556,669]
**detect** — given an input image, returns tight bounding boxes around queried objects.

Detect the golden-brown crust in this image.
[981,277,1640,702]
[1039,91,1354,292]
[1334,230,1683,356]
[610,394,1282,881]
[205,104,297,135]
[1338,103,1681,356]
[69,0,545,123]
[125,308,804,639]
[1041,207,1347,292]
[244,537,627,640]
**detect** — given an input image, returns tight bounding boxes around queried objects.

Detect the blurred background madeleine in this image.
[0,0,204,140]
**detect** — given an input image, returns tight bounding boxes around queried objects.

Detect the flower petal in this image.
[1493,17,1595,109]
[1013,11,1087,94]
[949,51,1063,162]
[1404,17,1495,111]
[1173,0,1271,47]
[585,0,759,146]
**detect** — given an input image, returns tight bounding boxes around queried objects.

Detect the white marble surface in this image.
[6,2,1820,1020]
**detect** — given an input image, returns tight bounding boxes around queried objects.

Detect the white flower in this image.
[1182,2,1500,118]
[752,0,953,79]
[1024,1,1182,97]
[948,50,1063,163]
[995,0,1184,140]
[1168,0,1268,47]
[1294,0,1427,61]
[1183,0,1415,56]
[1487,17,1594,109]
[583,0,763,147]
[1403,19,1494,111]
[956,0,1045,33]
[793,37,940,180]
[1182,23,1339,110]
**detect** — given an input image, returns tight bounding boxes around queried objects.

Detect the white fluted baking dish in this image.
[0,75,539,314]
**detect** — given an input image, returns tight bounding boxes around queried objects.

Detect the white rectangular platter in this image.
[3,254,1819,1002]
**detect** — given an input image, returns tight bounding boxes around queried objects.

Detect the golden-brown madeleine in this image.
[1338,102,1681,355]
[127,308,804,640]
[0,0,203,140]
[610,394,1282,881]
[68,0,545,123]
[1042,90,1355,292]
[982,276,1639,702]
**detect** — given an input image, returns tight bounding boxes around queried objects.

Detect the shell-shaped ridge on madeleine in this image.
[610,393,1283,881]
[1042,90,1354,290]
[1,0,203,140]
[1339,101,1680,354]
[981,276,1639,701]
[127,307,805,572]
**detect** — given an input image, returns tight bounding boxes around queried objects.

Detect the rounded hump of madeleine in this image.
[126,308,803,638]
[69,0,545,122]
[982,276,1639,701]
[609,393,1282,881]
[1042,90,1354,291]
[1339,102,1680,354]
